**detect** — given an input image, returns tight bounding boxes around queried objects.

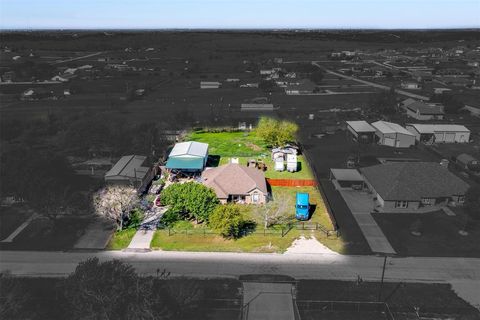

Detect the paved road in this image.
[1,250,479,284]
[312,62,430,100]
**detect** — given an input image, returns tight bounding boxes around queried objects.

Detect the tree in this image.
[261,195,292,228]
[255,117,298,147]
[369,87,397,115]
[431,93,463,114]
[0,272,31,320]
[208,204,250,238]
[93,186,139,230]
[465,186,480,220]
[310,70,324,84]
[63,258,160,320]
[160,182,218,223]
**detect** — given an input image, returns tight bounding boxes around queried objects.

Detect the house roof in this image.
[330,168,364,181]
[201,164,268,198]
[456,153,478,164]
[105,155,149,180]
[407,124,470,134]
[371,121,414,136]
[406,102,445,115]
[401,98,417,106]
[168,141,208,158]
[360,162,469,201]
[346,121,376,133]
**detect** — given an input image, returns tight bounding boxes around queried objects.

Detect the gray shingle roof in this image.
[360,162,469,201]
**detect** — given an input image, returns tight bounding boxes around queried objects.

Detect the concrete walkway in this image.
[127,229,155,251]
[450,280,480,310]
[338,190,396,255]
[242,282,295,320]
[0,212,37,243]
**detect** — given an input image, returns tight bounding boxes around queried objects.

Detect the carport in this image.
[329,168,364,190]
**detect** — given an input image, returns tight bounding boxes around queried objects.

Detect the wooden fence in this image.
[267,178,317,187]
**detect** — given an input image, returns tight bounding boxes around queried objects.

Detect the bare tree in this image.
[261,195,292,229]
[93,186,139,230]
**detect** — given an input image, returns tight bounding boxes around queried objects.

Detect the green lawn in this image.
[186,130,268,157]
[106,228,137,250]
[151,229,302,253]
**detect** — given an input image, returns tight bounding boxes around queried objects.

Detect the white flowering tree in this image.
[93,186,139,230]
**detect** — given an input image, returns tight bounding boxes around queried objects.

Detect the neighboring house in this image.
[240,103,274,111]
[51,73,76,82]
[371,121,416,148]
[401,81,421,90]
[462,103,480,117]
[200,81,221,89]
[360,162,469,212]
[405,124,470,144]
[165,141,209,172]
[403,101,445,120]
[105,155,153,192]
[285,79,317,95]
[201,163,268,204]
[456,153,479,170]
[345,121,377,143]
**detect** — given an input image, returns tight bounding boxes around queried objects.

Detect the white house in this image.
[405,124,470,144]
[200,81,221,89]
[401,81,421,90]
[403,101,445,120]
[371,121,416,148]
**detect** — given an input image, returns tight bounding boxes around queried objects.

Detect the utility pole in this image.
[377,255,388,302]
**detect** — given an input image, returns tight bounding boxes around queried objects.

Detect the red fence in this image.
[266,178,317,187]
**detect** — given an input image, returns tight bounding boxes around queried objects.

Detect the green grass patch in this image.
[151,228,301,253]
[186,130,268,157]
[218,155,314,179]
[106,228,137,250]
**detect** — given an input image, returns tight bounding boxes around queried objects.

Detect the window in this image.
[252,193,259,203]
[395,201,408,208]
[457,196,465,204]
[421,198,434,205]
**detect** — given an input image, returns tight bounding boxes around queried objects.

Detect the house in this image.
[105,155,154,192]
[285,79,317,95]
[456,153,479,171]
[165,141,209,173]
[371,121,416,148]
[345,121,377,143]
[462,102,480,117]
[200,81,221,89]
[405,124,470,144]
[360,162,469,212]
[330,168,364,190]
[403,101,445,120]
[240,103,274,111]
[401,81,421,90]
[51,73,76,82]
[201,163,268,204]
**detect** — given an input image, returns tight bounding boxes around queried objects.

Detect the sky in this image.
[0,0,479,30]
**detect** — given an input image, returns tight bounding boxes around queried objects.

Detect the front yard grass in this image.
[106,228,137,250]
[151,229,302,253]
[373,209,480,257]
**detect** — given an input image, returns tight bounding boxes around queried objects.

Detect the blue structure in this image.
[295,192,309,220]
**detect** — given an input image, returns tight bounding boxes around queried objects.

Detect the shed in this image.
[105,155,153,192]
[405,124,470,143]
[371,121,415,148]
[330,168,364,190]
[456,153,479,170]
[166,141,209,172]
[200,81,221,89]
[346,121,376,143]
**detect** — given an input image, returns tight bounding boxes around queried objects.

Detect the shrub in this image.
[124,208,144,229]
[160,209,182,226]
[160,182,219,223]
[208,204,252,239]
